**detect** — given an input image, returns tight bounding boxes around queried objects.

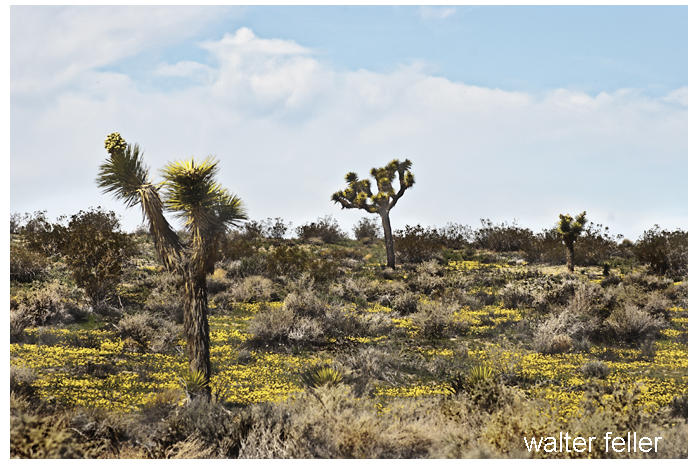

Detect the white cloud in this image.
[419,6,457,20]
[11,5,227,98]
[661,86,688,106]
[11,26,687,238]
[154,61,212,78]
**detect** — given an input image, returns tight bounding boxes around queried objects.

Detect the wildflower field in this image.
[10,218,689,458]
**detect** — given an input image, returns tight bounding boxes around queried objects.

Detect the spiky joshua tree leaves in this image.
[97,133,247,399]
[332,159,414,269]
[557,211,587,272]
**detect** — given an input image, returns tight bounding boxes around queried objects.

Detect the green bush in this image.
[22,208,136,306]
[394,224,443,263]
[10,242,47,283]
[295,215,346,244]
[634,225,688,278]
[524,223,623,267]
[266,244,338,283]
[474,219,533,252]
[352,216,381,242]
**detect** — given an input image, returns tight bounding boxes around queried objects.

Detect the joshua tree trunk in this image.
[184,271,212,398]
[564,237,575,272]
[380,211,396,269]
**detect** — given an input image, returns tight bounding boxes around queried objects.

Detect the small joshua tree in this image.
[557,211,587,272]
[98,132,246,398]
[331,159,414,269]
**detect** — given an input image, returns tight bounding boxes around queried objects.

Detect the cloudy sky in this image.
[10,5,688,241]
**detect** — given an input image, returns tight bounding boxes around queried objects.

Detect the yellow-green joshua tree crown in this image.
[557,211,587,272]
[104,132,127,156]
[332,159,414,269]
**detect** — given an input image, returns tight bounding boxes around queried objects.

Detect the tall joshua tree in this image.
[557,211,587,272]
[332,159,414,269]
[97,133,246,397]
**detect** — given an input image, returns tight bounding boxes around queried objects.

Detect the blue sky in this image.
[10,5,689,241]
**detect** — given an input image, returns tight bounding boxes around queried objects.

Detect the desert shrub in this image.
[568,382,656,458]
[474,219,533,252]
[295,215,346,244]
[663,280,688,307]
[10,211,24,234]
[266,244,339,283]
[16,211,61,255]
[23,208,137,306]
[335,346,407,390]
[436,222,473,249]
[352,216,381,242]
[263,217,292,240]
[145,273,185,324]
[499,283,533,309]
[456,365,503,413]
[604,303,666,343]
[67,409,133,458]
[522,227,566,264]
[10,365,38,398]
[412,299,469,339]
[118,312,181,354]
[236,217,291,241]
[668,394,688,420]
[238,384,440,459]
[227,254,268,279]
[283,291,326,319]
[238,220,266,240]
[409,259,446,295]
[364,279,409,305]
[248,300,326,346]
[471,393,555,458]
[391,291,420,314]
[622,272,672,292]
[246,303,298,345]
[394,224,443,263]
[222,236,257,260]
[327,307,393,340]
[573,222,623,266]
[224,276,277,303]
[524,222,622,266]
[10,310,34,343]
[578,360,610,379]
[13,280,87,328]
[634,225,688,278]
[528,275,580,313]
[641,291,671,318]
[154,397,240,458]
[533,307,600,354]
[328,276,371,304]
[10,412,100,459]
[10,242,47,283]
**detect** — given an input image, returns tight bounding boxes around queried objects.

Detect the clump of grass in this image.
[604,303,665,343]
[412,299,469,339]
[117,312,181,354]
[578,360,610,379]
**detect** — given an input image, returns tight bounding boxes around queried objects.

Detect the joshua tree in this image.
[97,133,246,397]
[557,211,587,272]
[332,159,414,269]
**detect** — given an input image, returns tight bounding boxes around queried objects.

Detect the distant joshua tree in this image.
[97,133,247,398]
[557,211,587,272]
[332,159,415,269]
